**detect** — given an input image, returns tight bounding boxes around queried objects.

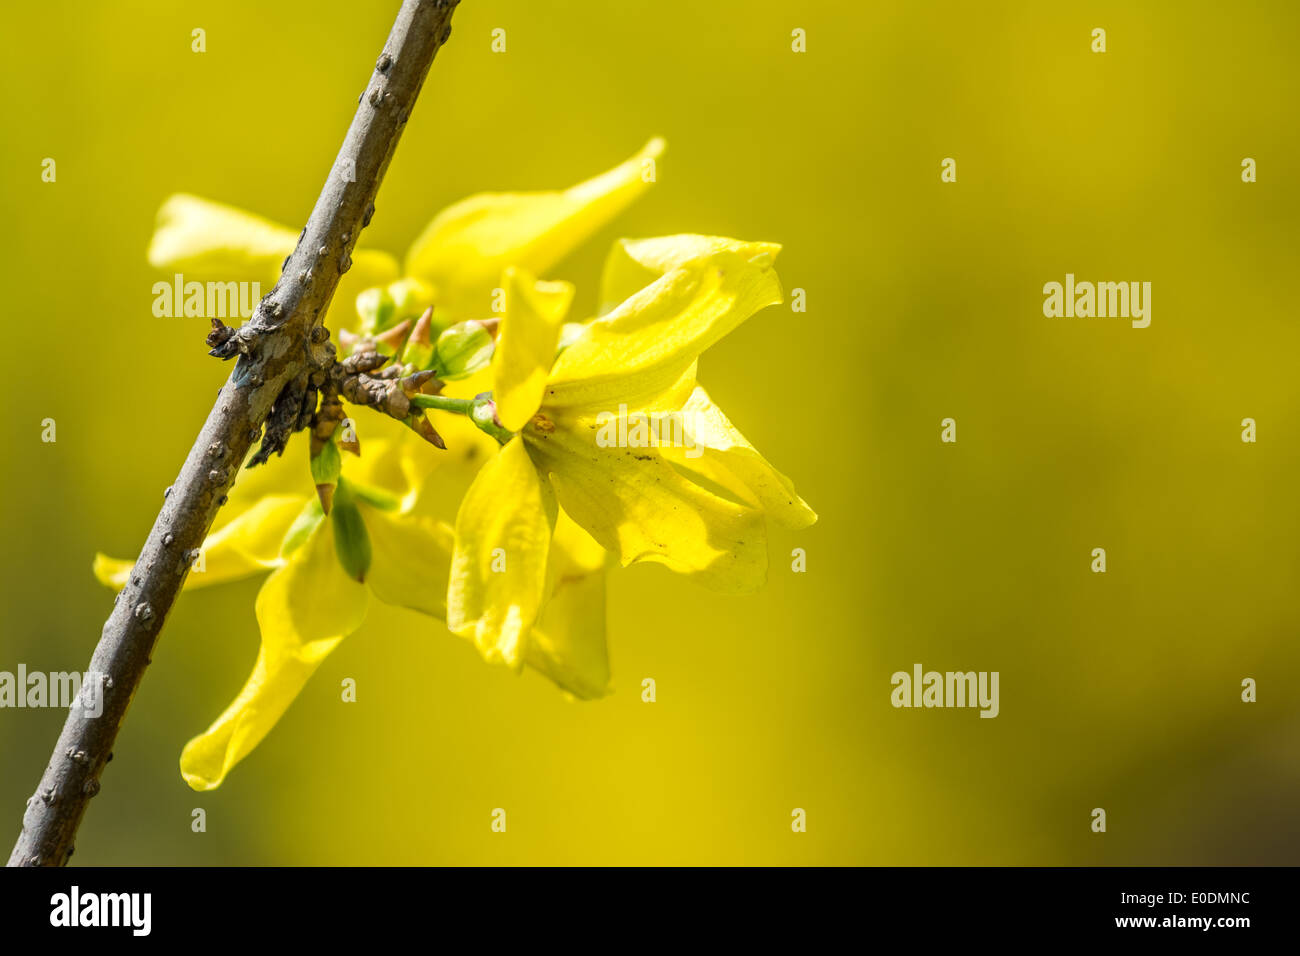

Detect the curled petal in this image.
[526,513,611,700]
[179,521,369,790]
[364,507,454,618]
[523,416,767,593]
[148,194,297,281]
[147,193,399,306]
[404,138,664,317]
[544,250,782,414]
[93,494,306,592]
[91,554,134,591]
[598,234,781,316]
[491,268,574,431]
[663,386,816,530]
[447,437,556,670]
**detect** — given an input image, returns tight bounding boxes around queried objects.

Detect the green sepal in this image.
[281,497,326,557]
[310,437,342,486]
[331,478,372,582]
[350,481,401,512]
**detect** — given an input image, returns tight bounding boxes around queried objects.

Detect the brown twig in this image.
[8,0,462,867]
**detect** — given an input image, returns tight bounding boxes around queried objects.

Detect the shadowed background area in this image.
[1,0,1298,864]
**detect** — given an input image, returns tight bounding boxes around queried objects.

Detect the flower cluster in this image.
[95,138,815,791]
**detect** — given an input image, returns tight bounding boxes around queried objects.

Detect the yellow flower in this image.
[95,413,609,789]
[406,138,664,318]
[149,138,666,328]
[147,194,400,316]
[447,236,817,670]
[97,141,669,788]
[95,430,450,791]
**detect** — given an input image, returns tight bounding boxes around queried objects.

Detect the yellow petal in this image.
[491,268,574,431]
[543,249,782,413]
[526,573,607,699]
[526,512,611,699]
[664,386,816,530]
[342,434,411,500]
[218,436,311,522]
[364,507,454,618]
[147,193,399,306]
[180,520,369,790]
[404,138,665,317]
[91,554,134,591]
[195,494,309,578]
[93,494,307,593]
[312,415,485,521]
[447,437,556,670]
[523,415,767,592]
[393,402,501,521]
[598,234,781,316]
[148,194,296,281]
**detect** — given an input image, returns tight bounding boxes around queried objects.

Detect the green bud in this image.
[330,479,372,582]
[433,320,494,380]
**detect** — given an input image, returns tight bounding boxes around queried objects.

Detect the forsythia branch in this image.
[8,0,462,867]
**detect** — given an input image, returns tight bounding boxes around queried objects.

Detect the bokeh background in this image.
[2,0,1298,865]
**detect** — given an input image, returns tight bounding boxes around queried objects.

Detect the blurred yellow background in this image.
[2,0,1298,864]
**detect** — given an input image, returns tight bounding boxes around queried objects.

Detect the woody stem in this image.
[7,0,463,868]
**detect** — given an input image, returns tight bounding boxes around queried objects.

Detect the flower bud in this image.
[310,436,342,514]
[433,320,494,380]
[404,412,446,449]
[401,307,437,370]
[372,319,412,356]
[469,395,514,444]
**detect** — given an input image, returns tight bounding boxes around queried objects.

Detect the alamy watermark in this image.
[0,665,104,718]
[152,273,261,319]
[1043,273,1151,328]
[891,663,999,718]
[594,404,703,458]
[50,886,151,936]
